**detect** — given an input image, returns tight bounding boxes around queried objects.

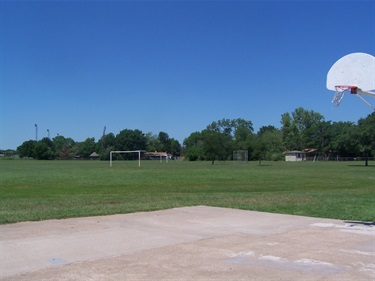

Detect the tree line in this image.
[16,130,181,160]
[183,107,375,163]
[13,107,375,162]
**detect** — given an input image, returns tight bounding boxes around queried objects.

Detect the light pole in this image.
[35,124,38,141]
[47,129,50,139]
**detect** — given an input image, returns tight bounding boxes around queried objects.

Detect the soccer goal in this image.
[233,150,248,163]
[110,150,142,168]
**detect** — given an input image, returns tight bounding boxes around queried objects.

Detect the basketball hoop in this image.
[332,85,358,107]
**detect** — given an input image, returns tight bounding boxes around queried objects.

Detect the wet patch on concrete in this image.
[48,258,68,265]
[311,222,375,236]
[226,251,347,275]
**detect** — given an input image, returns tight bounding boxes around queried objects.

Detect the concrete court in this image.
[0,206,374,281]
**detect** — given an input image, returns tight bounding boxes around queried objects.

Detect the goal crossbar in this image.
[110,150,142,167]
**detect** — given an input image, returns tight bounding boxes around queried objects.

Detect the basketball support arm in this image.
[356,89,375,111]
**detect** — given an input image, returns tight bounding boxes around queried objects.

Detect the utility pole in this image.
[101,126,106,152]
[35,124,38,141]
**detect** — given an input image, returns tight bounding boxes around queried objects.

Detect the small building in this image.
[285,150,306,162]
[144,151,171,160]
[89,152,100,160]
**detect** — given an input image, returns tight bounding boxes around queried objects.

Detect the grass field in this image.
[1,159,374,224]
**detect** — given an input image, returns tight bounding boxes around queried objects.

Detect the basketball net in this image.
[332,86,357,107]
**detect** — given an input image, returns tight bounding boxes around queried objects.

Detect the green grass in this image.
[1,159,374,224]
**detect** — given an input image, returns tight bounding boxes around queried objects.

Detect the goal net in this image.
[110,150,142,168]
[233,150,248,163]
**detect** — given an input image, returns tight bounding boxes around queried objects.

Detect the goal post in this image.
[233,150,248,163]
[110,150,142,168]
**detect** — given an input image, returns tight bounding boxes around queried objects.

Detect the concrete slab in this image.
[0,206,374,280]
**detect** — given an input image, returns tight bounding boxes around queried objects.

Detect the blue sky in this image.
[1,0,374,150]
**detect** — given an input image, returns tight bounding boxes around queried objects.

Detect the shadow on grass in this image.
[348,164,375,168]
[344,221,375,227]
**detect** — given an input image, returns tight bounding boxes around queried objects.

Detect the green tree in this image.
[169,139,181,158]
[97,133,116,159]
[357,112,375,164]
[145,131,181,157]
[327,122,360,157]
[281,107,325,151]
[183,131,204,161]
[115,129,147,153]
[315,120,331,159]
[146,133,162,152]
[202,129,233,164]
[0,149,16,157]
[158,132,170,151]
[79,137,96,159]
[184,118,253,162]
[59,144,72,160]
[206,118,253,139]
[34,138,54,160]
[293,108,324,149]
[207,119,232,135]
[17,140,37,158]
[53,135,75,159]
[232,118,254,156]
[233,118,254,142]
[281,112,299,150]
[253,126,283,160]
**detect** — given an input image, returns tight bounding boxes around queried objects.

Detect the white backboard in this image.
[326,52,375,91]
